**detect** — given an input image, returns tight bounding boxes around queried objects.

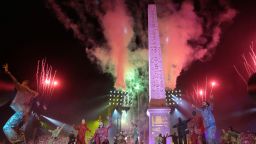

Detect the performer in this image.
[161,133,169,144]
[93,117,112,144]
[169,132,178,144]
[155,133,163,144]
[192,96,216,144]
[68,131,76,144]
[2,64,39,143]
[75,119,91,144]
[188,111,205,144]
[48,124,65,144]
[221,129,229,144]
[173,117,191,144]
[30,112,42,143]
[132,122,139,144]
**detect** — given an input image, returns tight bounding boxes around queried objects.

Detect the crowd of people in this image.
[27,135,69,144]
[1,63,255,144]
[221,127,256,144]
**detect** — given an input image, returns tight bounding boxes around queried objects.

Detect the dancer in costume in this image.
[2,64,39,143]
[75,119,91,144]
[193,96,216,144]
[188,111,205,144]
[48,124,65,144]
[93,117,112,144]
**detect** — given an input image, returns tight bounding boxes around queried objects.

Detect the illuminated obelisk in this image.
[147,4,171,144]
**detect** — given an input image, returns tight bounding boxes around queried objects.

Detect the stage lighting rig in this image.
[108,89,128,107]
[165,89,182,107]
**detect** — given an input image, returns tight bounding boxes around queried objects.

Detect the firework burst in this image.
[234,42,256,84]
[188,78,217,106]
[36,59,57,99]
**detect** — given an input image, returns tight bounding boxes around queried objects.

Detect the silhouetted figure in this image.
[173,117,191,144]
[170,132,178,144]
[155,133,163,144]
[68,131,76,144]
[161,133,169,144]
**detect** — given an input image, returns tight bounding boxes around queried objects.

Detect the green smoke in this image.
[123,49,148,106]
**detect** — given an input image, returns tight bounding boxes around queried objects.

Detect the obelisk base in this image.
[147,106,171,144]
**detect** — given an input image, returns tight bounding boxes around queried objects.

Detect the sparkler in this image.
[190,78,218,106]
[36,59,58,98]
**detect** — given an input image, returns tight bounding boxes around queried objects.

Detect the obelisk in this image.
[147,4,171,144]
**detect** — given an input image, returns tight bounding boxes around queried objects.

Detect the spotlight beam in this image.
[41,115,76,134]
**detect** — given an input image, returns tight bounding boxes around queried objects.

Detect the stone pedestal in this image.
[147,107,171,144]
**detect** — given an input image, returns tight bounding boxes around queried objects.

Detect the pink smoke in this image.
[159,1,236,89]
[159,2,203,89]
[98,0,133,89]
[47,0,236,90]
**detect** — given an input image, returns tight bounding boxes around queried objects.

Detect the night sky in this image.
[1,0,256,141]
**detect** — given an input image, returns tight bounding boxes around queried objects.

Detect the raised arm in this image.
[3,64,39,97]
[86,125,91,132]
[48,129,53,133]
[192,104,202,113]
[25,87,39,97]
[56,124,65,135]
[60,124,65,131]
[3,64,19,85]
[186,118,192,123]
